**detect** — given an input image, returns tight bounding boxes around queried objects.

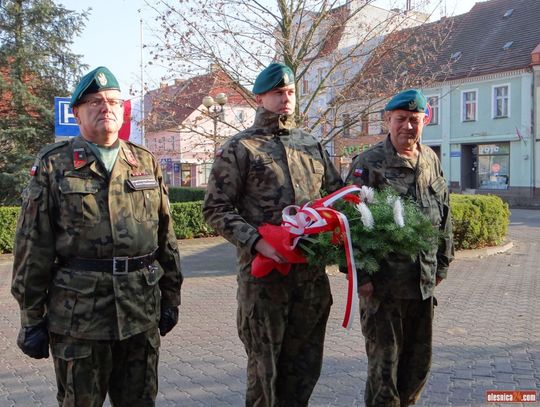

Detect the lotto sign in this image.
[54,97,80,137]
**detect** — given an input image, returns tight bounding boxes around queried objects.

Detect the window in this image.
[181,163,191,187]
[477,143,510,190]
[236,110,245,123]
[426,95,439,125]
[451,51,462,61]
[317,68,326,84]
[503,8,514,17]
[378,110,386,134]
[198,163,213,186]
[342,113,351,137]
[502,41,513,50]
[321,122,328,138]
[493,85,509,118]
[462,90,477,121]
[302,77,309,95]
[361,114,369,136]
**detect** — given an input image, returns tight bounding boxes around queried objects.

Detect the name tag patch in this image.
[127,175,159,190]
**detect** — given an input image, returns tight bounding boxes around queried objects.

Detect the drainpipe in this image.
[530,43,540,199]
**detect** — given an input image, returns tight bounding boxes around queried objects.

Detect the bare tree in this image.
[143,0,456,146]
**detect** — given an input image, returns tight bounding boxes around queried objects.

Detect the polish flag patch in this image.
[353,168,363,177]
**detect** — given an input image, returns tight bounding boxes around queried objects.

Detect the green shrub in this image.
[0,207,20,253]
[168,187,206,203]
[450,193,510,250]
[170,201,215,239]
[0,194,512,254]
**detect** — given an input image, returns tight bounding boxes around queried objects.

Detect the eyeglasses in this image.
[78,98,124,108]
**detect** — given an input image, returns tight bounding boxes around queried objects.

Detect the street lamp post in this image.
[202,92,228,155]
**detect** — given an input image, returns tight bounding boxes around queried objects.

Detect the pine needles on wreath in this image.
[299,187,440,275]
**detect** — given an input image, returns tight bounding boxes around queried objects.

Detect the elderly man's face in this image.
[388,109,425,153]
[73,89,124,144]
[256,84,296,115]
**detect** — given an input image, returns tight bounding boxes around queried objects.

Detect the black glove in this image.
[17,319,49,359]
[159,306,179,337]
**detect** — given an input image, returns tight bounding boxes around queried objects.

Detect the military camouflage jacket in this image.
[203,107,343,280]
[12,136,182,340]
[346,136,453,299]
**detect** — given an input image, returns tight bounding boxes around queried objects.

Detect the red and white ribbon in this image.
[280,185,362,329]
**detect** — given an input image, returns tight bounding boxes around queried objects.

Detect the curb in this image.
[1,241,515,266]
[454,240,513,259]
[0,255,13,266]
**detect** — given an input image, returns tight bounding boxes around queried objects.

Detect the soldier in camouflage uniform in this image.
[11,66,183,407]
[203,63,343,407]
[346,89,454,407]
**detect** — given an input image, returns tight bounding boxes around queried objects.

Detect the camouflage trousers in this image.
[237,269,332,407]
[360,296,434,407]
[50,328,160,407]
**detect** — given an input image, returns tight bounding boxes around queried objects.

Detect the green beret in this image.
[253,63,295,95]
[70,66,120,107]
[385,89,427,112]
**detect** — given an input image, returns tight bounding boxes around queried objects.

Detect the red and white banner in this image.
[118,99,131,141]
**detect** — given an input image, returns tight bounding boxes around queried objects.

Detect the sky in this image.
[61,0,482,101]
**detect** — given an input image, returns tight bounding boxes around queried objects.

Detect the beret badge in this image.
[97,72,108,86]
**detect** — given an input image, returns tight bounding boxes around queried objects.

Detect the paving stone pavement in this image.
[0,209,538,406]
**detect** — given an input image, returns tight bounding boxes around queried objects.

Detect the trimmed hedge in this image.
[0,202,215,253]
[170,202,215,239]
[0,194,510,254]
[168,187,206,203]
[0,207,19,254]
[450,193,510,250]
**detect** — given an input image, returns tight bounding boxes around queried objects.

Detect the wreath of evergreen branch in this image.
[299,187,440,275]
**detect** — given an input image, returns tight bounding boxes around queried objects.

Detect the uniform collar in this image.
[385,134,422,169]
[72,137,139,176]
[252,107,296,132]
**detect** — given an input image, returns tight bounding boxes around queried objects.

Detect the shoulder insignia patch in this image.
[353,168,363,177]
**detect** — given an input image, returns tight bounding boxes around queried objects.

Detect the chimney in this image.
[532,43,540,66]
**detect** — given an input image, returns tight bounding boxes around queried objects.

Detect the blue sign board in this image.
[54,97,80,137]
[450,151,461,158]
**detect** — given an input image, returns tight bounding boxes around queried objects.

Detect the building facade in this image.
[144,66,255,187]
[336,0,540,205]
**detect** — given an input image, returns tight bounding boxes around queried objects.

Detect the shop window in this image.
[477,143,509,190]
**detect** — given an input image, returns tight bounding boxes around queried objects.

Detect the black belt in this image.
[60,251,157,275]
